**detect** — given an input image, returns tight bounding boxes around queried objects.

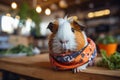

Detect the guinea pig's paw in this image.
[73,68,82,73]
[73,63,89,73]
[73,66,86,73]
[88,60,95,66]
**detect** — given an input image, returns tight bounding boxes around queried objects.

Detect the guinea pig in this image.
[47,16,97,73]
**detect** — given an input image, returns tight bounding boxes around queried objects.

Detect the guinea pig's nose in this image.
[60,40,69,44]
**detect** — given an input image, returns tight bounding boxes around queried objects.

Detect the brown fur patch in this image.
[71,22,85,51]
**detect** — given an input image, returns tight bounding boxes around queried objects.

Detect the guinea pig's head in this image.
[48,16,87,54]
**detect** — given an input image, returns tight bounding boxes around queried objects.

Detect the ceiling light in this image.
[104,9,110,15]
[15,15,20,19]
[27,18,32,22]
[88,9,110,18]
[6,13,11,17]
[11,2,17,9]
[45,8,51,16]
[88,12,94,18]
[59,0,68,8]
[94,11,104,17]
[36,6,42,13]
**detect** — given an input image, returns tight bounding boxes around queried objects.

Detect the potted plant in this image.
[18,2,41,37]
[97,35,118,56]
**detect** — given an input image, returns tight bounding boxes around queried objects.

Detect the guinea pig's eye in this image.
[71,28,75,33]
[47,22,54,32]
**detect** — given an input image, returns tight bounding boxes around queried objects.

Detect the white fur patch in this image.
[52,18,76,53]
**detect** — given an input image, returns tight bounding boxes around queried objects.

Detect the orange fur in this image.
[75,31,85,51]
[71,22,85,51]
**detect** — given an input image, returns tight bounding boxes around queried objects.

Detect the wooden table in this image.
[0,53,120,80]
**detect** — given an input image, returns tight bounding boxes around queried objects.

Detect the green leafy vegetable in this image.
[96,35,117,44]
[0,45,33,56]
[97,50,120,69]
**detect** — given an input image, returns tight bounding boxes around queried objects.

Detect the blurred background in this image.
[0,0,120,53]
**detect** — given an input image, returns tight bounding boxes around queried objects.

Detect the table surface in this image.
[0,53,120,80]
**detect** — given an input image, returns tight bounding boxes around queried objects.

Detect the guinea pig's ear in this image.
[47,22,54,32]
[73,21,86,31]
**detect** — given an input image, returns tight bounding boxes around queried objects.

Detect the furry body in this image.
[48,16,97,73]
